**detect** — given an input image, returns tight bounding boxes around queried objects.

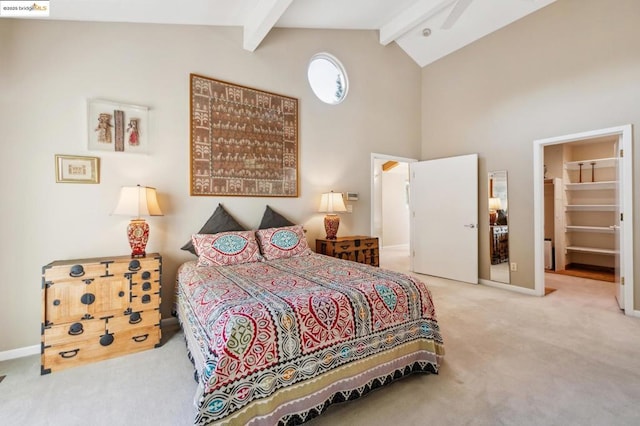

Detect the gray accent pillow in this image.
[181,204,245,255]
[258,205,295,229]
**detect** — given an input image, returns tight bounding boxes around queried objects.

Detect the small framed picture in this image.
[55,155,100,184]
[87,99,149,154]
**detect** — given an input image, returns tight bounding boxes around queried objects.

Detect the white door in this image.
[410,154,478,283]
[614,143,623,309]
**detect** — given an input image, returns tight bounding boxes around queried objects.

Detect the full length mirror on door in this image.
[489,170,509,283]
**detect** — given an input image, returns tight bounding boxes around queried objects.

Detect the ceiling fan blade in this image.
[441,0,473,29]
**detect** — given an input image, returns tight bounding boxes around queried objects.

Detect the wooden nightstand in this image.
[316,236,379,267]
[41,253,162,374]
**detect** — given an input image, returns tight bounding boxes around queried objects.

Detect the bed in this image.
[176,222,444,425]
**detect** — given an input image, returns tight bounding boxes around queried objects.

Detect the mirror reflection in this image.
[489,171,509,283]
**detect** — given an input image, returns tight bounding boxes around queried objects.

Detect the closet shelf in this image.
[565,181,617,190]
[566,246,618,255]
[565,204,617,211]
[565,225,615,234]
[559,149,619,272]
[565,157,618,170]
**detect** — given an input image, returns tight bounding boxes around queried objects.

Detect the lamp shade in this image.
[113,185,163,218]
[318,191,347,213]
[488,197,502,211]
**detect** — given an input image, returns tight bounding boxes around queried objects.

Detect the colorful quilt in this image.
[176,253,444,425]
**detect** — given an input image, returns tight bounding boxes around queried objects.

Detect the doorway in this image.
[533,125,634,315]
[370,153,416,268]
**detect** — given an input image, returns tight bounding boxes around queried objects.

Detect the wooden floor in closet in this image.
[550,263,615,282]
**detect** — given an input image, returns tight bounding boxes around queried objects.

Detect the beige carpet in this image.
[1,251,639,426]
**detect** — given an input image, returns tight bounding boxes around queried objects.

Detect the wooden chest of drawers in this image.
[490,225,509,265]
[41,253,162,374]
[316,236,379,267]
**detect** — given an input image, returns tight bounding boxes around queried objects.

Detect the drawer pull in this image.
[132,334,149,343]
[142,282,151,291]
[53,299,61,306]
[141,294,151,304]
[68,323,84,336]
[69,265,85,277]
[129,312,142,324]
[118,291,125,297]
[128,260,141,271]
[100,333,114,346]
[59,349,80,359]
[141,271,151,280]
[80,293,95,305]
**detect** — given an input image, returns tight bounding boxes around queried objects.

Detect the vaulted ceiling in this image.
[50,0,556,67]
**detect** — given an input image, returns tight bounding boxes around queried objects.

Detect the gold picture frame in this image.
[55,155,100,184]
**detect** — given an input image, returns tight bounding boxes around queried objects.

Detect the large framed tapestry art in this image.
[190,74,298,197]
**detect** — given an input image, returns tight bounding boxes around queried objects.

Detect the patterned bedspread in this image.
[176,253,444,425]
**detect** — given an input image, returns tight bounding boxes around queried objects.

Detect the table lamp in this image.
[113,185,163,257]
[489,197,502,225]
[318,191,347,239]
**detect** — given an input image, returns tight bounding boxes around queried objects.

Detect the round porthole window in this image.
[307,53,348,105]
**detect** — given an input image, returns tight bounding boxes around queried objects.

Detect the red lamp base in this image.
[324,214,340,240]
[489,211,497,226]
[127,219,149,258]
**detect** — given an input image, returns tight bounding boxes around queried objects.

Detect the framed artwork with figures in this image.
[189,73,299,197]
[87,99,149,154]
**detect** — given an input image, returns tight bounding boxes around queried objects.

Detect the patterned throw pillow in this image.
[181,204,245,255]
[255,225,312,260]
[192,231,262,266]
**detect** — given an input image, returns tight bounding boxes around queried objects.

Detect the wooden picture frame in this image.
[87,99,149,154]
[55,155,100,184]
[189,74,299,197]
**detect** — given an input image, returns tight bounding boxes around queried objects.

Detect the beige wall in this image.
[421,0,640,302]
[0,20,421,352]
[544,144,563,180]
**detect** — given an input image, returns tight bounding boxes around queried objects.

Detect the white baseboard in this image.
[0,344,40,362]
[0,317,180,362]
[479,279,540,296]
[629,309,640,318]
[381,244,409,250]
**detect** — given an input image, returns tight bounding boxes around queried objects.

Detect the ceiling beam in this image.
[379,0,456,46]
[441,0,472,29]
[243,0,294,52]
[382,161,399,172]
